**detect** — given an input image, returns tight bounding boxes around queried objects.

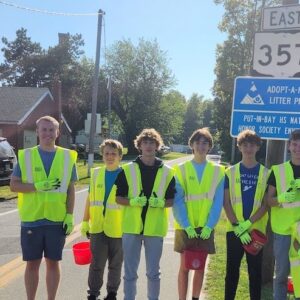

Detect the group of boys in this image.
[10,115,300,300]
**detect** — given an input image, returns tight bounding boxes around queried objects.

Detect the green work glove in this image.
[63,213,74,235]
[278,191,296,203]
[129,196,147,207]
[199,225,212,240]
[293,179,300,189]
[149,196,165,208]
[235,220,252,237]
[240,231,252,245]
[185,226,198,239]
[34,179,60,191]
[233,223,240,237]
[80,221,90,238]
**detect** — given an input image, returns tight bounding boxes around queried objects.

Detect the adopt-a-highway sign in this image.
[231,76,300,140]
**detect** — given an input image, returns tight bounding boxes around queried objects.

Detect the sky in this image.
[0,0,226,100]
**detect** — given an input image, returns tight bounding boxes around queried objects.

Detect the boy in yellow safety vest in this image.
[223,129,269,300]
[115,128,175,300]
[10,115,78,300]
[267,129,300,300]
[172,127,225,300]
[81,139,124,300]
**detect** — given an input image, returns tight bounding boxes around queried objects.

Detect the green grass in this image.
[205,213,273,299]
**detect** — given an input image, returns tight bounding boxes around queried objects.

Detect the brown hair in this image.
[134,128,163,150]
[237,129,261,147]
[36,115,59,129]
[289,129,300,142]
[99,139,123,156]
[188,127,213,148]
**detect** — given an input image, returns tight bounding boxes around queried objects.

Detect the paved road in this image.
[0,156,207,299]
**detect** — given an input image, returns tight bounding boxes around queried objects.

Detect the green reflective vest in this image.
[290,222,300,298]
[225,163,269,233]
[175,160,225,229]
[89,167,122,237]
[18,146,77,222]
[122,162,174,237]
[272,162,300,235]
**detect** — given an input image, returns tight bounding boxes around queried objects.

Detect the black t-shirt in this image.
[268,161,300,187]
[115,156,176,233]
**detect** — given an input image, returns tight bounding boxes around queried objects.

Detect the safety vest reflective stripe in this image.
[90,200,104,207]
[128,163,139,197]
[23,148,70,193]
[178,164,186,187]
[24,149,33,182]
[181,164,221,202]
[278,164,287,192]
[228,166,241,206]
[156,166,170,198]
[186,193,210,201]
[291,259,300,267]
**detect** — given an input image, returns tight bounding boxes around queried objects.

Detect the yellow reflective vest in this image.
[89,167,122,237]
[272,162,300,235]
[225,163,269,233]
[122,162,174,237]
[18,146,77,222]
[175,160,225,229]
[290,222,300,298]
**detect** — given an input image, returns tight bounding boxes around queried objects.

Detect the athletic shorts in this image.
[174,227,215,254]
[21,225,66,261]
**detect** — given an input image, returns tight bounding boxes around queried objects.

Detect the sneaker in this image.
[103,292,117,300]
[87,295,99,300]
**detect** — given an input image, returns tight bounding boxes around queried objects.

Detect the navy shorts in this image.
[21,225,66,261]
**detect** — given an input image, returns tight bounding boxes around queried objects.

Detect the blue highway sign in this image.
[231,76,300,140]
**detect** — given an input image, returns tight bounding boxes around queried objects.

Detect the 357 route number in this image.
[258,44,300,66]
[253,32,300,76]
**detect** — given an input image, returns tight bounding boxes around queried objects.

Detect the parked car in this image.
[158,145,171,156]
[207,154,221,164]
[0,137,17,186]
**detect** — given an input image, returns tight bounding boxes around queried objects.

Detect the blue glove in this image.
[199,225,212,240]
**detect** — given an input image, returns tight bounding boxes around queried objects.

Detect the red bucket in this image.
[72,241,92,265]
[184,249,208,270]
[287,276,294,294]
[243,229,267,255]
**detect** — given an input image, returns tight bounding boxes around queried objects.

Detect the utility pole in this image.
[261,0,299,284]
[88,9,104,176]
[107,75,112,138]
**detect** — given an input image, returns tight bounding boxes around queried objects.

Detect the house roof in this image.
[0,87,52,124]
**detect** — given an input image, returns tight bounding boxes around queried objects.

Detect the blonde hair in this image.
[99,139,123,156]
[36,115,59,129]
[134,128,163,150]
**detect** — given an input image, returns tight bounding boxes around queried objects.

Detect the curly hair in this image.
[99,139,123,156]
[134,128,163,150]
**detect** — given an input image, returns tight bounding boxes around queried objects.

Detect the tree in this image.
[0,28,91,135]
[213,0,280,159]
[104,38,176,152]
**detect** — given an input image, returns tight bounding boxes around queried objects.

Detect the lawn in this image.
[204,212,273,299]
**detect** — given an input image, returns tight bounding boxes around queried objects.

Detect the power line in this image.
[0,0,103,16]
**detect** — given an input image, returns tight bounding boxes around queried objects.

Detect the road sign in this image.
[253,32,300,77]
[262,5,300,31]
[231,76,300,140]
